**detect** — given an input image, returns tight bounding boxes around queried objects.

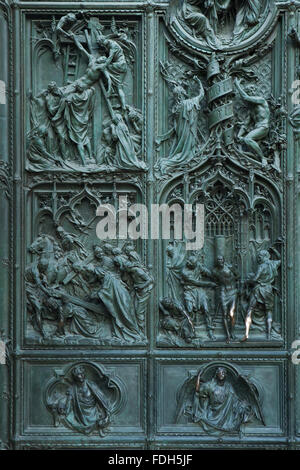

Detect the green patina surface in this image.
[0,0,299,450]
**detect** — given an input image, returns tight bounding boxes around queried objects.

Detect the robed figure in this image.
[167,0,261,46]
[64,82,95,165]
[157,78,204,174]
[61,366,111,435]
[46,365,122,436]
[111,113,147,171]
[176,365,265,434]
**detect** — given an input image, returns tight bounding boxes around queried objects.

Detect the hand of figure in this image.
[206,282,217,288]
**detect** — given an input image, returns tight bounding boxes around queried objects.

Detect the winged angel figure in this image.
[175,364,265,433]
[167,0,261,47]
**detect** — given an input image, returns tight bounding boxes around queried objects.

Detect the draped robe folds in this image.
[65,380,110,433]
[64,88,95,146]
[94,267,141,341]
[27,135,51,168]
[186,0,232,34]
[183,2,216,43]
[129,267,153,328]
[234,0,260,26]
[166,244,186,301]
[184,284,208,313]
[187,0,260,23]
[185,0,260,39]
[46,92,68,142]
[192,379,252,433]
[113,118,147,170]
[251,260,281,310]
[64,303,102,338]
[160,94,202,173]
[30,94,50,130]
[106,40,127,87]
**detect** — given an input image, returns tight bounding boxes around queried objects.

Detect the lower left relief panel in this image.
[18,359,146,448]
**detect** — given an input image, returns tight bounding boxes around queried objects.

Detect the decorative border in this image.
[0,0,298,450]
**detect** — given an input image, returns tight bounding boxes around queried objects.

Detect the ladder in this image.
[63,44,80,85]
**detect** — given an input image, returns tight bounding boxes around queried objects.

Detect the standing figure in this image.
[96,120,115,165]
[126,105,143,155]
[156,77,204,174]
[241,250,281,342]
[233,0,261,42]
[211,256,239,343]
[234,78,270,165]
[97,35,128,110]
[64,81,95,165]
[45,81,69,157]
[181,256,217,341]
[119,260,154,329]
[27,89,51,133]
[166,243,186,302]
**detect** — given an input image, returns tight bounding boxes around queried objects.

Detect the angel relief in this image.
[156,47,285,177]
[176,364,265,434]
[27,15,147,172]
[167,0,264,48]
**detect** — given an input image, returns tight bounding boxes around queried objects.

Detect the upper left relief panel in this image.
[24,12,146,173]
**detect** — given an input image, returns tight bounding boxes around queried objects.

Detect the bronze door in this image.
[0,0,299,450]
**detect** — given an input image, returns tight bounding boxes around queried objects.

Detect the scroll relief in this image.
[157,1,284,346]
[155,54,285,179]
